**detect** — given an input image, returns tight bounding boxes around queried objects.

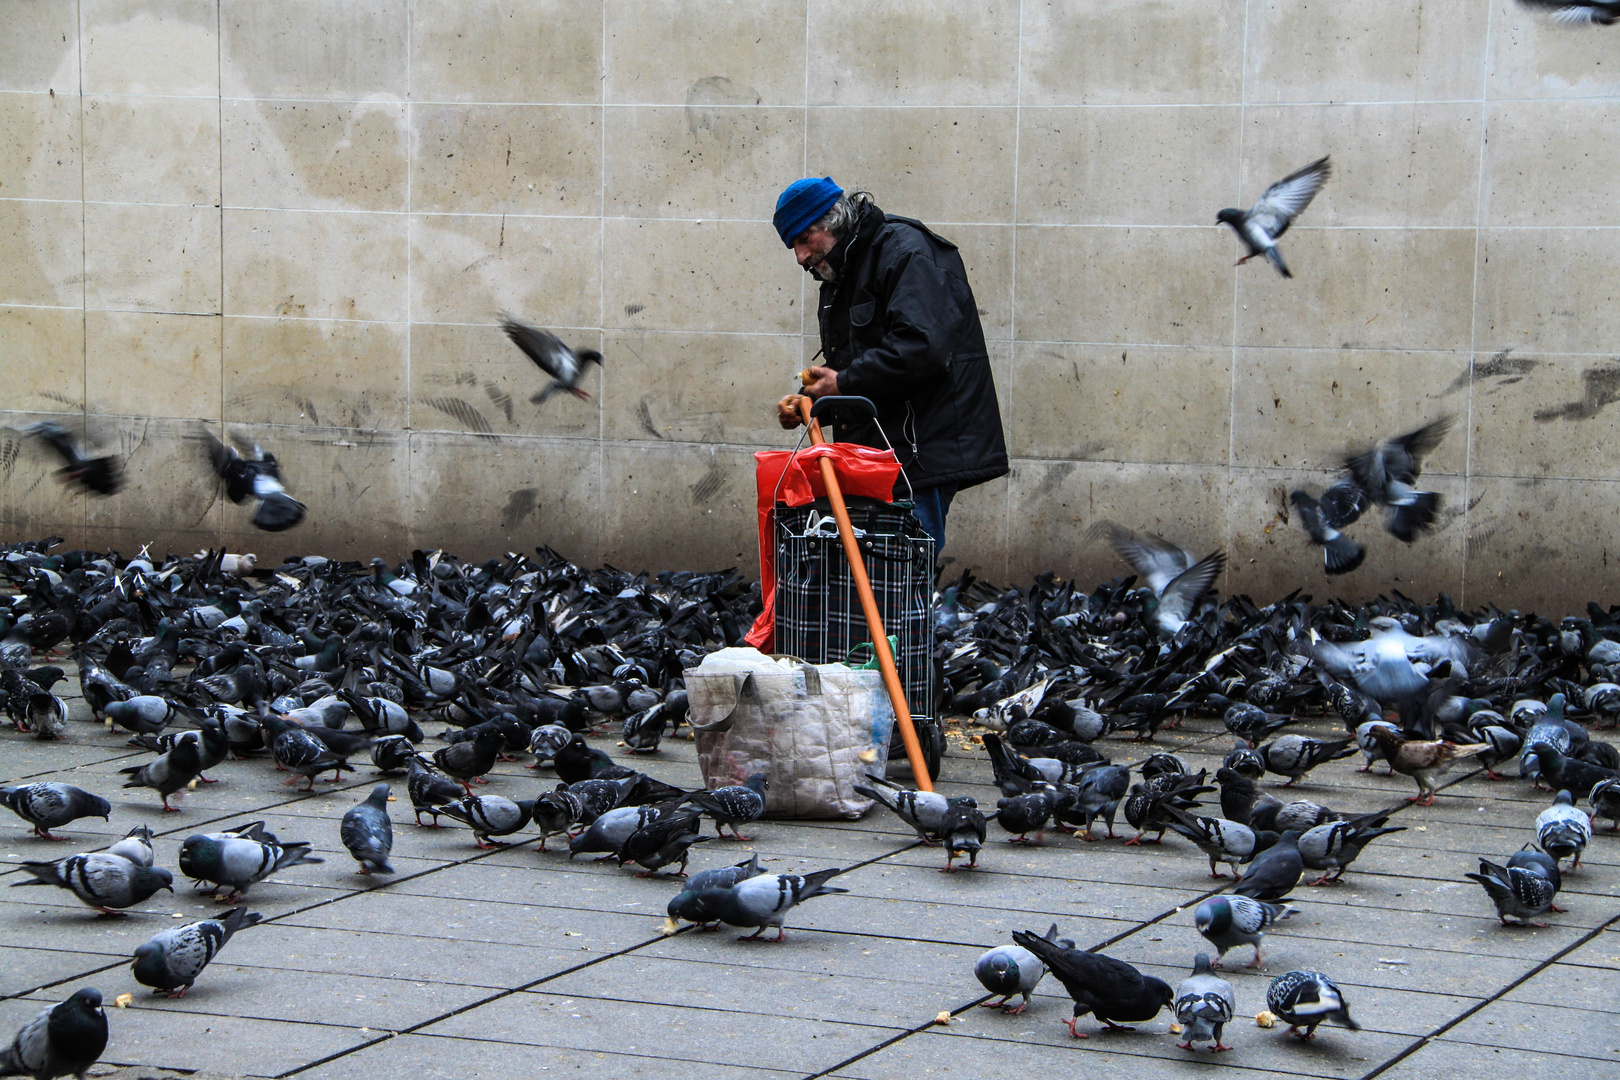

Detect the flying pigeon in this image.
[976,923,1072,1014]
[0,988,108,1079]
[0,783,111,840]
[1217,155,1331,278]
[1174,953,1236,1052]
[132,906,261,997]
[1266,970,1359,1039]
[1289,478,1369,575]
[500,314,603,403]
[1345,417,1454,543]
[29,421,123,495]
[1100,524,1226,637]
[204,431,306,532]
[1194,895,1297,968]
[340,784,396,873]
[1517,0,1619,23]
[12,852,174,915]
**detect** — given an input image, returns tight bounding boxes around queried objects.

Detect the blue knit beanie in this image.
[773,177,843,247]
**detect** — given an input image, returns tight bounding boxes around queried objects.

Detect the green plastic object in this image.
[845,635,899,670]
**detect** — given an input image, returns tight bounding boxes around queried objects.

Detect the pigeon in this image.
[433,794,535,849]
[1289,478,1369,574]
[1534,789,1591,870]
[1174,953,1236,1052]
[132,906,261,997]
[105,824,155,867]
[340,783,396,873]
[0,988,108,1080]
[617,810,710,877]
[569,804,662,860]
[1194,895,1297,968]
[1233,829,1303,901]
[1214,767,1283,828]
[499,314,603,403]
[621,702,668,753]
[671,867,848,941]
[406,757,467,826]
[129,723,229,783]
[682,773,768,840]
[1516,0,1620,24]
[975,923,1072,1014]
[432,727,502,793]
[1345,417,1454,543]
[1465,857,1558,927]
[101,695,185,736]
[564,776,638,823]
[1165,808,1275,879]
[118,736,204,811]
[1100,525,1226,637]
[1590,776,1620,831]
[1208,697,1293,747]
[178,830,322,903]
[1298,812,1406,885]
[853,773,952,843]
[685,853,763,894]
[1123,770,1213,845]
[994,788,1057,844]
[1529,744,1620,799]
[12,853,174,915]
[270,724,354,791]
[1266,970,1360,1039]
[204,431,306,532]
[532,790,584,851]
[527,723,573,766]
[1256,734,1357,787]
[370,734,418,774]
[1221,741,1265,780]
[940,798,987,872]
[1217,155,1330,278]
[1009,930,1175,1038]
[1363,727,1485,805]
[0,783,111,840]
[30,421,122,495]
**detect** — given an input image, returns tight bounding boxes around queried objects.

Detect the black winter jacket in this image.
[816,202,1009,494]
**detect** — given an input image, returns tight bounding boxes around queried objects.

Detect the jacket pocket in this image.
[848,300,876,327]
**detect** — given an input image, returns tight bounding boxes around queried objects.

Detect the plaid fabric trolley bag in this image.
[772,496,943,780]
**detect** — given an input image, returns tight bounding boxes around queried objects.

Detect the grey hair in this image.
[812,189,873,239]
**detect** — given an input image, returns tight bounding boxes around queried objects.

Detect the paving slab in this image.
[1373,1038,1614,1080]
[1437,998,1620,1060]
[419,991,906,1074]
[293,1031,805,1080]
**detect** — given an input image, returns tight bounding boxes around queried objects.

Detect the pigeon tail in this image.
[1323,535,1365,575]
[1265,246,1292,279]
[1387,491,1440,542]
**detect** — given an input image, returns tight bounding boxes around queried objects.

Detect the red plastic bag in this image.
[744,444,902,651]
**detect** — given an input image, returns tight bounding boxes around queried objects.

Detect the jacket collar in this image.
[824,201,883,283]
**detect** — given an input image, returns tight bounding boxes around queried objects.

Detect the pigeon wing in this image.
[1248,156,1331,240]
[500,315,570,381]
[1104,525,1194,597]
[1158,549,1227,625]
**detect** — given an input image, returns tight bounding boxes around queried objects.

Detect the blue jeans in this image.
[910,483,958,554]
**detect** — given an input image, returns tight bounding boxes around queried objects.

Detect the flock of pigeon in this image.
[1,520,1616,1069]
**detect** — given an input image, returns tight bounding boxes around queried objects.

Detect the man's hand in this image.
[801,366,841,400]
[776,395,808,430]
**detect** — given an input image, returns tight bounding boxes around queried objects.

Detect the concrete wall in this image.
[2,0,1617,608]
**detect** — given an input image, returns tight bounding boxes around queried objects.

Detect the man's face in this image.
[793,227,838,282]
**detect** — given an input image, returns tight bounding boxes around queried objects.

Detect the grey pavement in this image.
[2,686,1617,1080]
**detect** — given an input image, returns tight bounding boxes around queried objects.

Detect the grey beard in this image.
[808,261,836,283]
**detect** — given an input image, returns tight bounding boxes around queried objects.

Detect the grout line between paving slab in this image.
[1356,909,1620,1080]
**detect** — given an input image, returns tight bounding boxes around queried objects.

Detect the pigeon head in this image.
[1194,898,1230,936]
[667,887,725,924]
[131,941,166,985]
[179,835,219,879]
[1191,952,1216,975]
[69,987,104,1012]
[1215,207,1244,226]
[134,866,175,897]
